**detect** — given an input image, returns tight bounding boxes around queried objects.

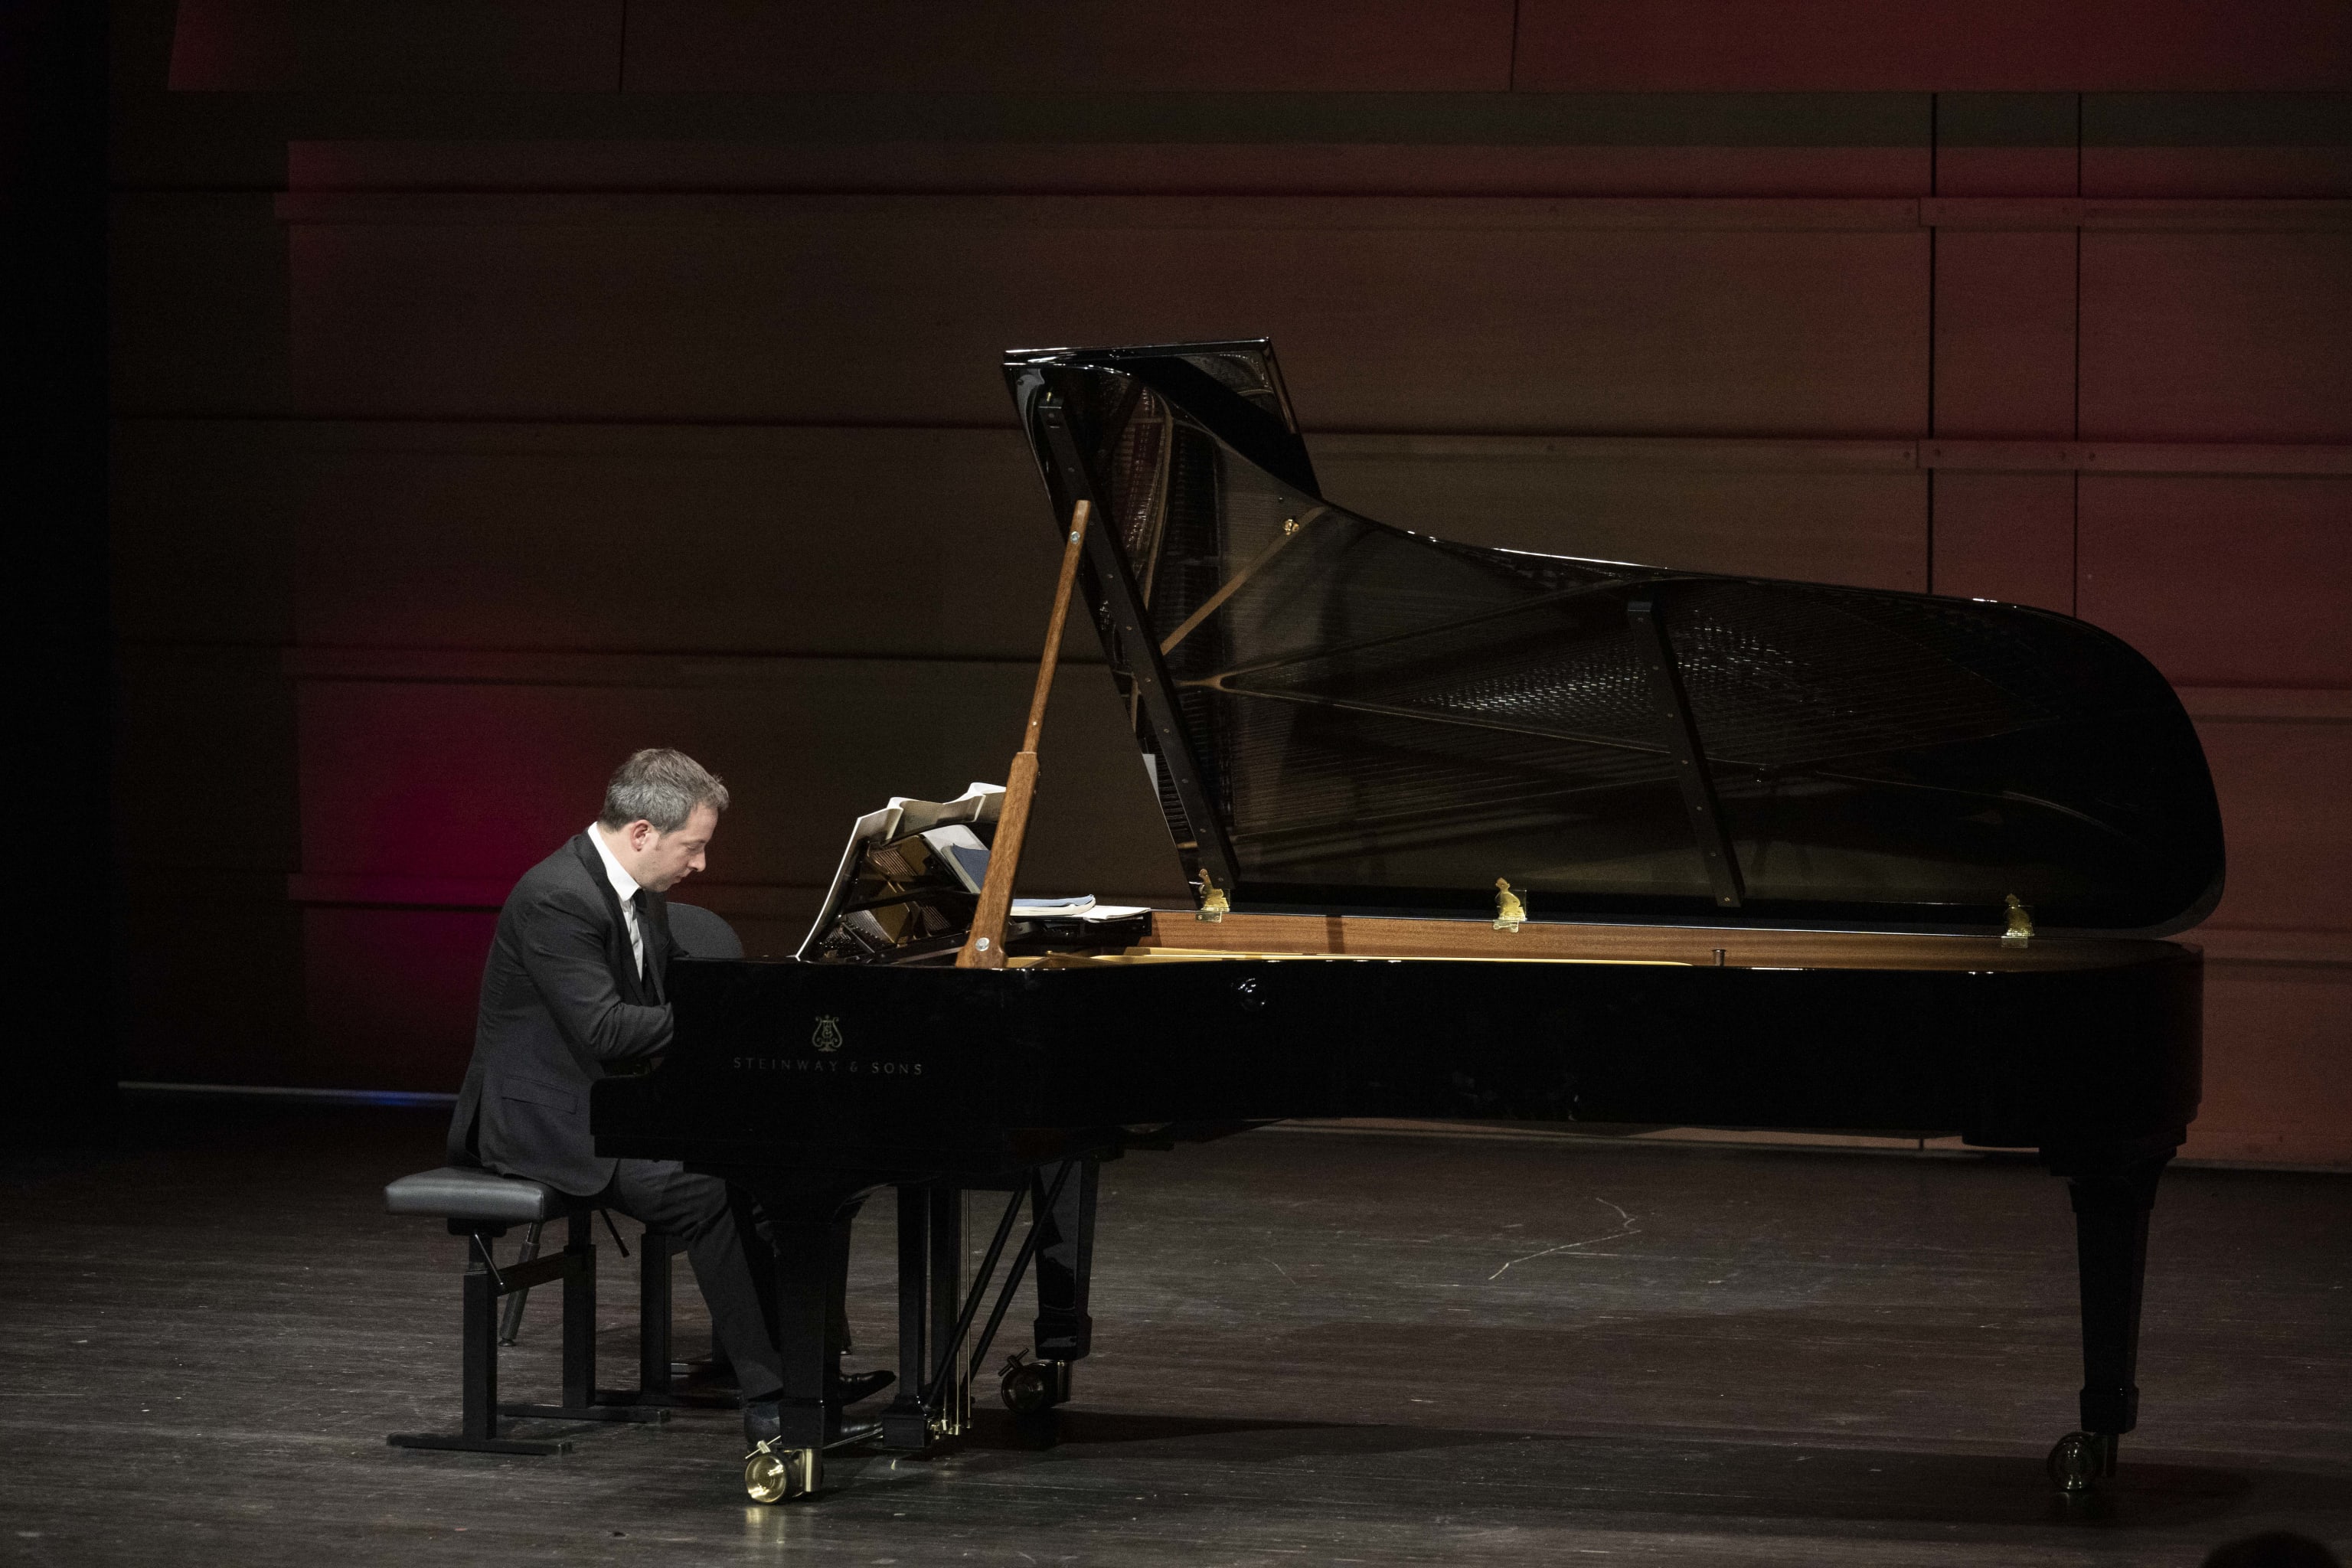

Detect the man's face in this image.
[626,803,718,892]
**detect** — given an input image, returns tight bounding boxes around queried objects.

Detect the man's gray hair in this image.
[599,748,730,832]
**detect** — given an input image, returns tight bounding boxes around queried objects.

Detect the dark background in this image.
[67,1,2352,1162]
[10,0,110,1139]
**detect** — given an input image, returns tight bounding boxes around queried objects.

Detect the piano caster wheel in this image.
[2046,1431,2115,1494]
[1001,1354,1069,1449]
[744,1441,818,1504]
[999,1353,1067,1416]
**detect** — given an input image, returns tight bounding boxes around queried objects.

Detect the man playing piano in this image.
[445,747,887,1448]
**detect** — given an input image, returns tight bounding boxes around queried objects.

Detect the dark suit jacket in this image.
[447,833,675,1195]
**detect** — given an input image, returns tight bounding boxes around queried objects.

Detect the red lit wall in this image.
[114,0,2352,1163]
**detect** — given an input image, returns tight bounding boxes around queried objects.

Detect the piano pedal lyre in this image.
[1494,878,1527,933]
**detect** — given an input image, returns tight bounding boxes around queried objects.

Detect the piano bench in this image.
[383,1165,688,1456]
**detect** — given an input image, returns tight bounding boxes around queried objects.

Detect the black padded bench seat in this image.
[386,1165,587,1226]
[385,1165,684,1456]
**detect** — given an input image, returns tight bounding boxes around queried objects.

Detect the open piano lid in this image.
[1004,341,2224,939]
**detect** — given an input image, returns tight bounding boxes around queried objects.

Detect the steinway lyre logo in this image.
[812,1014,844,1054]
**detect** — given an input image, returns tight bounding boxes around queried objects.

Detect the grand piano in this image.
[594,340,2225,1504]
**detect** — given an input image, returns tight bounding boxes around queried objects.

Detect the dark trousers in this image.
[599,1158,785,1401]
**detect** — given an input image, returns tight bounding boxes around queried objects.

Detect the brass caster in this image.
[999,1353,1045,1414]
[744,1440,818,1504]
[999,1352,1070,1415]
[2046,1430,2115,1494]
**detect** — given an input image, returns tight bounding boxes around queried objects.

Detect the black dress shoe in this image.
[743,1398,782,1449]
[832,1369,894,1407]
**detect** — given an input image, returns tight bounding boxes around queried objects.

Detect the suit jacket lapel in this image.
[570,833,645,1001]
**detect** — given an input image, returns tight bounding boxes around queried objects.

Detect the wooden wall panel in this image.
[2084,95,2352,199]
[2186,965,2352,1167]
[2086,149,2352,199]
[292,662,1189,900]
[1933,91,2081,198]
[2080,231,2352,442]
[2192,719,2352,939]
[1929,472,2074,611]
[167,0,1512,94]
[1937,146,2079,198]
[1514,2,2352,92]
[168,0,625,91]
[624,1,1515,94]
[134,422,1935,658]
[267,427,1061,658]
[1315,443,1928,589]
[300,906,498,1092]
[286,140,1932,201]
[117,420,1060,658]
[1932,230,2077,438]
[281,199,1930,437]
[168,2,2352,96]
[2077,476,2352,687]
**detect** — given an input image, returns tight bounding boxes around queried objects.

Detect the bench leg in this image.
[390,1230,573,1455]
[464,1259,498,1439]
[390,1218,667,1455]
[502,1215,666,1425]
[562,1214,595,1407]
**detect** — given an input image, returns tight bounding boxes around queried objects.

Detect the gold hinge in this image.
[2002,893,2034,946]
[1494,877,1527,933]
[1196,871,1230,923]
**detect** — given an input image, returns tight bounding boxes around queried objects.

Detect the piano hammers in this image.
[956,499,1093,970]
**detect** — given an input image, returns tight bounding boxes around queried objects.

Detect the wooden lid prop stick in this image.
[957,499,1093,969]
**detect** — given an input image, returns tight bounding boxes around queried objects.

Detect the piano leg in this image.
[998,1157,1098,1441]
[743,1191,873,1503]
[880,1183,937,1453]
[1031,1156,1098,1367]
[2043,1137,2178,1494]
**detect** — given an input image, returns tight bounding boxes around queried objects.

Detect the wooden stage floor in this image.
[2,1099,2346,1566]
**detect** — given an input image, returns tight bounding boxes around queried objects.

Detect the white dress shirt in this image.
[586,822,647,979]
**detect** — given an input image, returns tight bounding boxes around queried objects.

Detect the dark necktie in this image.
[631,890,660,1001]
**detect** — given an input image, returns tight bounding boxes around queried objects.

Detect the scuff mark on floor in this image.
[1488,1197,1640,1280]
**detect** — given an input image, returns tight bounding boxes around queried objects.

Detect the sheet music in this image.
[795,783,1004,959]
